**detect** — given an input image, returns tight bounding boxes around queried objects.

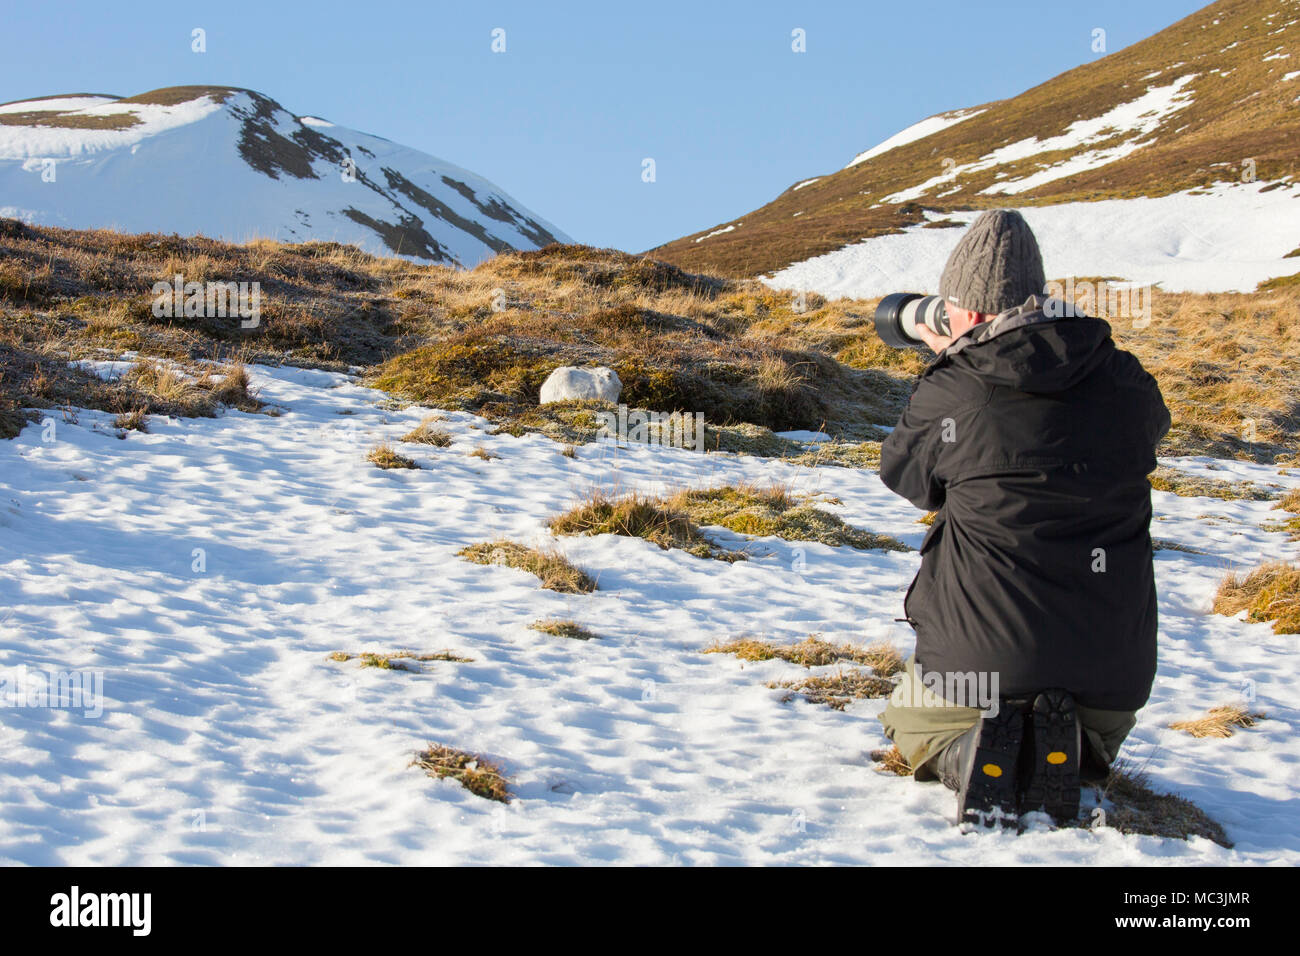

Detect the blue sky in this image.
[3,0,1209,252]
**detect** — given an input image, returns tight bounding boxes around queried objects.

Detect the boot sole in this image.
[1023,689,1081,823]
[958,705,1023,828]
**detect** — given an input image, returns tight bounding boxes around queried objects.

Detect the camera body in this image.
[873,293,951,349]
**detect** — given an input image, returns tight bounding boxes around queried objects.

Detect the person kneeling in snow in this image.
[878,210,1170,827]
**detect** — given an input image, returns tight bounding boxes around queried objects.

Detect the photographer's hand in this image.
[915,324,955,353]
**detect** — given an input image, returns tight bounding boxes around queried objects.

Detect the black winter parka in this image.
[880,297,1171,711]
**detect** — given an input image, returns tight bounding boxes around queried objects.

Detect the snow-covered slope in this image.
[1,363,1297,864]
[766,180,1300,298]
[652,0,1300,285]
[843,107,986,170]
[0,87,569,266]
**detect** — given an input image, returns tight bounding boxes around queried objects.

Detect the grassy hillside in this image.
[0,220,910,447]
[1,220,1296,462]
[651,0,1299,277]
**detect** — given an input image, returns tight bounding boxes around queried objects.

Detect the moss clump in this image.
[458,540,597,593]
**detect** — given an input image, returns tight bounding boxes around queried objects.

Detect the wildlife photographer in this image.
[876,210,1171,827]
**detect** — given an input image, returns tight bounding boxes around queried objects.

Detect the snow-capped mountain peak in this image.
[0,85,569,265]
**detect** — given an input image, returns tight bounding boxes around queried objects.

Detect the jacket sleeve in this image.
[1147,374,1171,449]
[880,373,953,511]
[1115,348,1170,452]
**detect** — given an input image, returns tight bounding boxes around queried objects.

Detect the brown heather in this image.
[1099,762,1232,846]
[2,213,1296,462]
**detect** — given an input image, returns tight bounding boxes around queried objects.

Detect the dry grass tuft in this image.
[458,540,597,593]
[114,407,148,433]
[1148,466,1279,500]
[706,635,902,672]
[1099,761,1231,847]
[771,669,896,709]
[1212,561,1300,633]
[467,445,500,460]
[549,484,906,559]
[870,746,914,776]
[549,488,745,561]
[367,444,420,469]
[411,744,510,803]
[1271,489,1300,538]
[1169,704,1266,738]
[328,649,472,671]
[529,619,598,641]
[670,483,910,551]
[401,417,453,446]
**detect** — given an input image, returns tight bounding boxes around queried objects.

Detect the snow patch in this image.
[844,108,986,170]
[765,181,1300,297]
[884,76,1198,203]
[694,224,739,243]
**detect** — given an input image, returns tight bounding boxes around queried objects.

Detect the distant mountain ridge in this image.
[0,85,569,265]
[651,0,1299,286]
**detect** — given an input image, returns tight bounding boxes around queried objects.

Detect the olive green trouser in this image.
[879,657,1137,781]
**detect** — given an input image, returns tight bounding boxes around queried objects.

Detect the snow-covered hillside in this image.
[1,364,1297,864]
[654,0,1300,285]
[765,180,1300,298]
[0,88,569,266]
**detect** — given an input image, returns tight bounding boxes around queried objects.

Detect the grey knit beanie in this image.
[938,209,1045,315]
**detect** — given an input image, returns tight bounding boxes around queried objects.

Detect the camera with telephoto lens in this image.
[873,293,951,349]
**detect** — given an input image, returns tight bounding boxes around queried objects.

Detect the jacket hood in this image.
[937,295,1115,392]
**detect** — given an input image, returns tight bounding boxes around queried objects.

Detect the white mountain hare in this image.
[539,366,622,404]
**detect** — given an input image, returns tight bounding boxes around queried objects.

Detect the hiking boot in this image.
[934,702,1024,828]
[1021,688,1082,823]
